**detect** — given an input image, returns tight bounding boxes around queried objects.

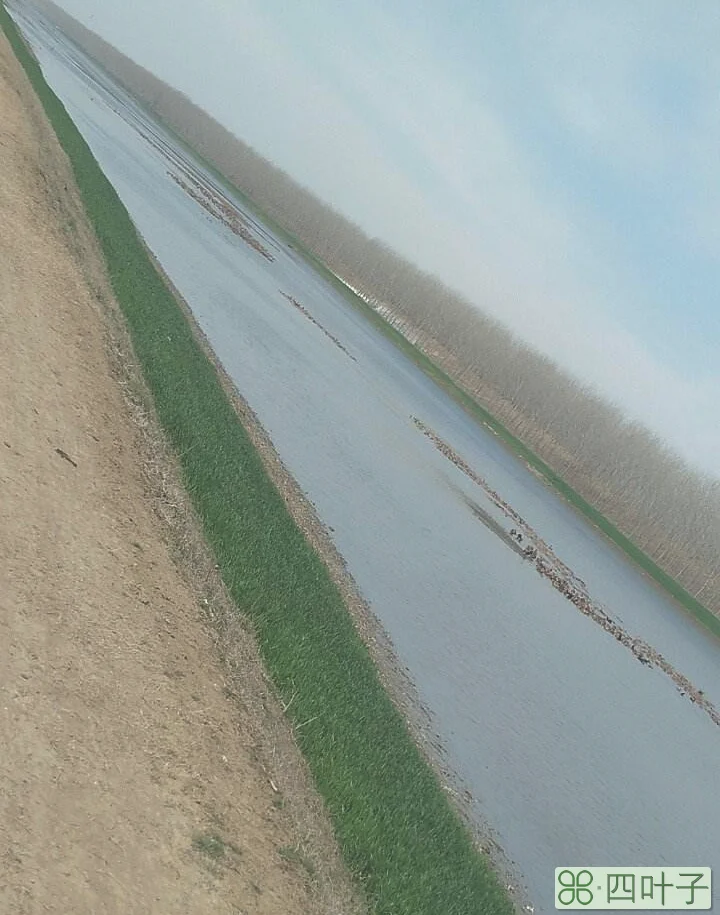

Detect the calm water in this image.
[13,7,720,911]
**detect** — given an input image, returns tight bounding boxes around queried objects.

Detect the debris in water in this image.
[167,169,275,261]
[412,416,718,726]
[279,291,356,361]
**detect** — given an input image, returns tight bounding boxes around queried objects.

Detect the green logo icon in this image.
[558,869,595,906]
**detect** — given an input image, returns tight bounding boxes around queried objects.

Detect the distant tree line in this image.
[33,0,720,614]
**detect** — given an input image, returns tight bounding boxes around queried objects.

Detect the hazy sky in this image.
[54,0,720,477]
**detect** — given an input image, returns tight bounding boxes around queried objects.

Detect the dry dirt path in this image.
[0,28,359,915]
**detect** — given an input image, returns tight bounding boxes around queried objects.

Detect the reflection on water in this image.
[13,7,720,912]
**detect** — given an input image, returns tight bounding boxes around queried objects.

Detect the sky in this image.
[53,0,720,478]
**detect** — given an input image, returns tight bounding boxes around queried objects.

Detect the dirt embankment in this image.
[0,28,361,915]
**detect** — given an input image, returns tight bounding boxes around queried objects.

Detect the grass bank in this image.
[0,6,514,914]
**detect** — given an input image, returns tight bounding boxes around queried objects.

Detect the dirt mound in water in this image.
[280,291,356,360]
[413,418,717,726]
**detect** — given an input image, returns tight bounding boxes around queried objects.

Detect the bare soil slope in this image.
[0,29,359,915]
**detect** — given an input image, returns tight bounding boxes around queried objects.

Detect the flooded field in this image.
[12,6,719,912]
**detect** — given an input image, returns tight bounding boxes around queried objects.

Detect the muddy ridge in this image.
[66,58,277,265]
[168,168,274,260]
[412,417,718,726]
[280,291,356,361]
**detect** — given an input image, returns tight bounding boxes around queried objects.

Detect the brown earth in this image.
[0,28,363,915]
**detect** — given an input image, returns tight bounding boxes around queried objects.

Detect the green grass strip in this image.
[1,7,514,913]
